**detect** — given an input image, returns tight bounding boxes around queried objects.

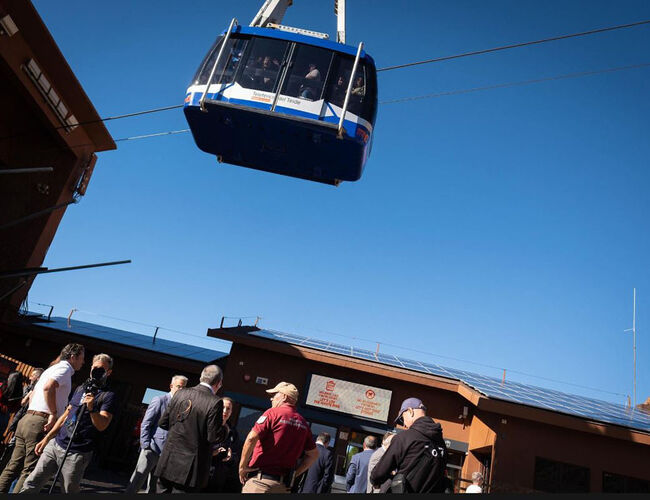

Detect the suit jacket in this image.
[346,448,374,493]
[140,392,171,455]
[301,442,334,493]
[154,384,225,490]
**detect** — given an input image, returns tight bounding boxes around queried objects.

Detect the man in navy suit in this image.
[346,435,378,493]
[124,375,188,494]
[300,432,334,493]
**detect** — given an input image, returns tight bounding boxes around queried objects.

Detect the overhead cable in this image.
[380,62,650,104]
[377,19,650,72]
[2,19,647,143]
[107,61,649,143]
[114,128,190,142]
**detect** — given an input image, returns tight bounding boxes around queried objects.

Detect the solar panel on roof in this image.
[248,328,650,433]
[33,316,227,363]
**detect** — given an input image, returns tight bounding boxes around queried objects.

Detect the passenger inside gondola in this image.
[299,63,322,100]
[255,56,277,91]
[330,76,347,107]
[351,75,365,96]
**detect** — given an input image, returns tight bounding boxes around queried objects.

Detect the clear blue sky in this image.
[29,0,650,406]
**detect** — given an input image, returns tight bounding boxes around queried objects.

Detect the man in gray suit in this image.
[155,365,226,493]
[367,432,395,493]
[125,375,188,494]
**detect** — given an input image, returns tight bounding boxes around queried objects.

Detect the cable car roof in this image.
[222,25,375,63]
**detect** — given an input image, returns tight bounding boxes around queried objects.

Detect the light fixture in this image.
[0,14,18,36]
[23,58,78,131]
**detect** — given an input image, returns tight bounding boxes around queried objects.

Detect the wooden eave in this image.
[0,0,115,153]
[209,326,650,446]
[7,321,219,374]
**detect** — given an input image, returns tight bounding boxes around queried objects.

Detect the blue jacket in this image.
[346,448,375,493]
[140,392,171,455]
[301,442,334,493]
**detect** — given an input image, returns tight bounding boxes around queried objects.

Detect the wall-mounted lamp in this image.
[0,15,18,36]
[23,58,78,132]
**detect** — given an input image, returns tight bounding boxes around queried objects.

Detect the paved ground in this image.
[37,465,130,494]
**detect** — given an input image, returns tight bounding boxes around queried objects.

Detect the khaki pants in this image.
[0,413,47,493]
[242,476,290,494]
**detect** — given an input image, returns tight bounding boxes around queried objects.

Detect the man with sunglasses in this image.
[369,397,448,494]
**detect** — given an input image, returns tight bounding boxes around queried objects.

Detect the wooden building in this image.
[209,325,650,493]
[0,0,115,323]
[0,313,227,471]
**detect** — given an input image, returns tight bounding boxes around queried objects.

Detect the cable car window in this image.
[325,56,376,122]
[238,37,289,93]
[191,36,248,86]
[217,38,248,85]
[191,36,223,85]
[280,45,333,101]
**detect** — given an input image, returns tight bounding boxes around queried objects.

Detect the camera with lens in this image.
[82,366,106,396]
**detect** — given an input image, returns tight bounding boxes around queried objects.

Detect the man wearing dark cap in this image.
[369,397,448,493]
[239,382,319,493]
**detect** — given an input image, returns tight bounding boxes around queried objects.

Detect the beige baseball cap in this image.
[266,381,299,402]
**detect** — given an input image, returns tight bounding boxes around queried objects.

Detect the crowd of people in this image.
[0,343,485,494]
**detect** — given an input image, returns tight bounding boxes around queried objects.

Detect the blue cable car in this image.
[184,19,377,186]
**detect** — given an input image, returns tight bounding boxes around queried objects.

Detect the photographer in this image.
[18,354,116,494]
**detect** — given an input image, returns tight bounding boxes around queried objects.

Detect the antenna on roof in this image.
[623,288,637,407]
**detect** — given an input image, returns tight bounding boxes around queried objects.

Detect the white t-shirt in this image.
[465,484,482,493]
[28,360,74,417]
[305,68,321,80]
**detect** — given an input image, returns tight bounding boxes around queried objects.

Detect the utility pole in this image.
[624,288,637,407]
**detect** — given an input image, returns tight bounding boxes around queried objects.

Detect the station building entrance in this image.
[210,324,650,493]
[213,328,473,491]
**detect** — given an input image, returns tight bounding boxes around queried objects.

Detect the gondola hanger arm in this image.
[249,0,346,43]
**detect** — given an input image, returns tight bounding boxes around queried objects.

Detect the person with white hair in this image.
[125,374,188,493]
[465,471,483,493]
[154,364,226,493]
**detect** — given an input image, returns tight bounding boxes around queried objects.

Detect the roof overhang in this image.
[208,326,650,446]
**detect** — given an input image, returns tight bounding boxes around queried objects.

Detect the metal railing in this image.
[200,18,238,112]
[337,41,363,137]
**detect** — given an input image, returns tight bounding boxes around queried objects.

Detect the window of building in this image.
[310,422,337,448]
[603,472,650,493]
[234,406,263,447]
[445,450,466,493]
[141,387,167,404]
[533,457,590,493]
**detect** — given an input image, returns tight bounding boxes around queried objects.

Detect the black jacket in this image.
[154,385,225,491]
[300,443,334,493]
[370,416,447,493]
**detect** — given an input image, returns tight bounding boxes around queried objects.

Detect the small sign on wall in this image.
[255,376,268,385]
[306,374,392,423]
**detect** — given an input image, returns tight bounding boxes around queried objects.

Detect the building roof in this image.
[28,315,228,364]
[221,327,650,434]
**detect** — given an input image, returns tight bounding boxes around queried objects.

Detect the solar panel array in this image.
[250,329,650,433]
[35,316,228,363]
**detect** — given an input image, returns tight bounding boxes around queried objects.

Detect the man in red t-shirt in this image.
[239,382,318,493]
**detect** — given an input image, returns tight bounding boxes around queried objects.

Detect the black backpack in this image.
[391,439,447,493]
